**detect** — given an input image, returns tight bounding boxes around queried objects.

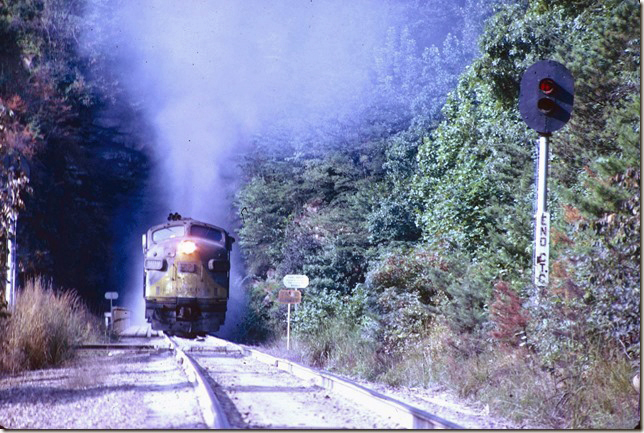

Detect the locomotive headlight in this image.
[178,240,197,255]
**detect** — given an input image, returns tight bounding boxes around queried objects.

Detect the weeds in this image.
[0,277,98,373]
[264,311,639,429]
[400,328,640,429]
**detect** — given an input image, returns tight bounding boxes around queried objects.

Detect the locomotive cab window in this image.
[190,225,223,242]
[152,225,185,243]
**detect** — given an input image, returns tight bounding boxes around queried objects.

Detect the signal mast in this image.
[518,60,575,288]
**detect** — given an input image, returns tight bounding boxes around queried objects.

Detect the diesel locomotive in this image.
[142,214,234,335]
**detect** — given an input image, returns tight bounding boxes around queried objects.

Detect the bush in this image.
[489,281,529,348]
[292,286,378,373]
[0,277,97,372]
[440,258,494,355]
[397,321,639,429]
[235,279,284,344]
[366,246,451,355]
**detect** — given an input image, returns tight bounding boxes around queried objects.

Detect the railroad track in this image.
[164,334,463,429]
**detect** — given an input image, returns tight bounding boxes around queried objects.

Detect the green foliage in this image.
[553,97,641,360]
[235,175,294,277]
[412,0,639,361]
[235,279,284,344]
[236,1,639,428]
[234,2,495,343]
[416,2,639,427]
[366,246,449,305]
[549,1,640,361]
[292,286,378,369]
[440,259,492,341]
[411,1,540,267]
[365,246,450,355]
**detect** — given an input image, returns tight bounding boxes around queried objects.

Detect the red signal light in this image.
[539,78,555,94]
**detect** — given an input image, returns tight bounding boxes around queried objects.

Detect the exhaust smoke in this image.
[84,0,410,337]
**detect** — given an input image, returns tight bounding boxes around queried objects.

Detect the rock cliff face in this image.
[18,98,158,312]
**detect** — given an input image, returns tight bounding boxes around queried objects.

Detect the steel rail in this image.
[206,336,463,429]
[164,334,231,429]
[75,343,171,350]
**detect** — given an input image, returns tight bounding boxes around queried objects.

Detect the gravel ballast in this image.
[0,348,205,429]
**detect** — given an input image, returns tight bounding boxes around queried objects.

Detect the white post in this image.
[534,134,550,287]
[286,303,291,350]
[5,214,16,310]
[536,135,549,211]
[5,225,11,310]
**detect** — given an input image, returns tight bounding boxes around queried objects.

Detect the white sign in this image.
[282,274,309,289]
[534,211,550,286]
[105,291,119,300]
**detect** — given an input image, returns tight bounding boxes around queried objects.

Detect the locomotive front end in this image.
[142,218,234,335]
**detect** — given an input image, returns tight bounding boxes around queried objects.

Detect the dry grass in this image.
[269,318,640,429]
[397,324,640,429]
[0,277,98,373]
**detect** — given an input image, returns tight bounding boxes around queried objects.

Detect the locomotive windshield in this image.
[190,224,223,242]
[152,225,185,243]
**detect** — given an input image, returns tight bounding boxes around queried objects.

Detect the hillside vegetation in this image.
[0,0,639,428]
[234,1,640,428]
[0,0,152,312]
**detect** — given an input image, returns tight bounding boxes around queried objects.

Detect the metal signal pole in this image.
[534,134,550,287]
[5,171,17,310]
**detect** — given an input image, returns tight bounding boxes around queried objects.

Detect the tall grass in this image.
[263,316,640,429]
[0,277,97,373]
[378,324,640,429]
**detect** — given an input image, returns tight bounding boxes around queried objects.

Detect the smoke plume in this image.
[85,0,421,336]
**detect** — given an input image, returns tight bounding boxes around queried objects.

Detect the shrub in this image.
[489,281,529,348]
[376,287,433,356]
[292,285,380,375]
[236,279,284,344]
[0,277,97,372]
[440,259,494,355]
[366,246,450,355]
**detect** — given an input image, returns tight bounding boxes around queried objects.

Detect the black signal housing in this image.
[519,60,574,134]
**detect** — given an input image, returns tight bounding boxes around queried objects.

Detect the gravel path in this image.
[0,334,536,429]
[0,348,204,429]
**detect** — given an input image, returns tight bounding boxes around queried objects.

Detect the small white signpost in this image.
[280,275,308,350]
[282,274,309,289]
[104,292,118,336]
[105,291,118,314]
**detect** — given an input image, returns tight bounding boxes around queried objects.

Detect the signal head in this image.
[519,60,574,134]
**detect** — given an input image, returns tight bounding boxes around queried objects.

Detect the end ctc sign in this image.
[534,211,550,286]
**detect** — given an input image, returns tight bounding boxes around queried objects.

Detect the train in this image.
[142,214,234,335]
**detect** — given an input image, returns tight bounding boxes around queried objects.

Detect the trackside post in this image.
[518,60,574,288]
[280,274,308,350]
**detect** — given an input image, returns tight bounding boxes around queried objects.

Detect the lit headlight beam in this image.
[178,240,197,255]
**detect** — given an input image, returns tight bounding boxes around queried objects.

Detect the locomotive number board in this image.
[278,289,302,304]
